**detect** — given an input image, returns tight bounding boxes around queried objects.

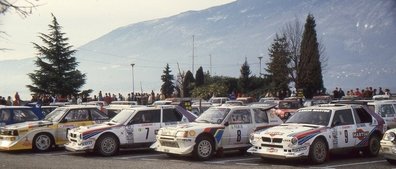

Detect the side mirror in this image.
[224,121,229,126]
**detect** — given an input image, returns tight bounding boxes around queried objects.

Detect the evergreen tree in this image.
[238,58,251,94]
[265,34,290,99]
[161,63,175,98]
[27,14,86,97]
[296,13,324,99]
[183,70,195,97]
[195,66,204,87]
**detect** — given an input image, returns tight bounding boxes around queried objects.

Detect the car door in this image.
[56,109,92,144]
[223,108,254,147]
[131,110,161,143]
[331,109,356,149]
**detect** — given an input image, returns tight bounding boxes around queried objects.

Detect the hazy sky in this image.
[0,0,234,61]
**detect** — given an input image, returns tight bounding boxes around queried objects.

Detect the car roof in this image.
[0,105,32,109]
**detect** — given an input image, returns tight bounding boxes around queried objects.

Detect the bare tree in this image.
[282,17,327,89]
[0,0,38,17]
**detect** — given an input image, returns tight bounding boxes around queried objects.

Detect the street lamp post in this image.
[258,56,263,77]
[131,63,135,94]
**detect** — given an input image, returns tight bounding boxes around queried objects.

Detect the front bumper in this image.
[151,135,195,155]
[64,139,95,152]
[0,136,32,151]
[381,140,396,160]
[247,145,309,159]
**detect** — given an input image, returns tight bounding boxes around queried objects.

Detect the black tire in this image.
[192,135,214,161]
[308,138,328,164]
[95,134,119,156]
[238,147,248,155]
[363,135,380,157]
[386,158,396,165]
[33,133,53,152]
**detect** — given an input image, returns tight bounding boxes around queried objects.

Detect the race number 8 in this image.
[237,130,241,142]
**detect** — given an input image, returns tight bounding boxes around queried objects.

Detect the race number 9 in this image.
[344,130,348,143]
[237,130,241,142]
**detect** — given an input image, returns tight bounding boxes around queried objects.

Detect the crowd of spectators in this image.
[332,86,392,100]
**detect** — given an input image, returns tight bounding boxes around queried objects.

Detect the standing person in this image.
[339,88,345,99]
[333,87,339,99]
[13,92,21,106]
[385,89,392,96]
[379,87,385,95]
[6,96,12,106]
[98,91,103,101]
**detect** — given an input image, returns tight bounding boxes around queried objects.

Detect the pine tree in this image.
[265,34,290,98]
[296,13,324,99]
[27,14,86,97]
[238,58,251,94]
[195,66,204,87]
[161,63,175,98]
[183,70,195,97]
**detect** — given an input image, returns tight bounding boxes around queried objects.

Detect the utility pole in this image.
[192,35,195,73]
[258,56,263,77]
[209,54,212,75]
[131,63,135,94]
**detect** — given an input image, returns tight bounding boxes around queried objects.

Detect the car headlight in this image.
[250,133,255,141]
[157,129,163,135]
[291,137,298,145]
[176,131,188,137]
[386,132,396,142]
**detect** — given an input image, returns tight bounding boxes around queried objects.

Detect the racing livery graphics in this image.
[151,106,283,160]
[248,104,386,164]
[65,106,196,156]
[0,106,109,151]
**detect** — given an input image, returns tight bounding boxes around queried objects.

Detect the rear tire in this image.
[95,134,119,156]
[308,138,328,164]
[363,135,380,157]
[33,133,53,152]
[192,135,214,161]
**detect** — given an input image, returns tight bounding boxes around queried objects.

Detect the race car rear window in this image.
[353,108,372,123]
[333,109,354,125]
[253,108,268,123]
[163,108,182,122]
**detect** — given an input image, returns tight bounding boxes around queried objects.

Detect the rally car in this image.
[150,106,283,160]
[247,104,386,164]
[64,105,196,156]
[380,128,396,164]
[0,105,109,151]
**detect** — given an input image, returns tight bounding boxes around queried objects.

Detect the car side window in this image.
[253,108,268,123]
[332,109,354,126]
[130,110,160,124]
[90,109,108,120]
[353,107,372,123]
[0,110,11,121]
[229,109,252,124]
[64,109,90,122]
[13,109,39,123]
[380,104,395,117]
[163,109,182,122]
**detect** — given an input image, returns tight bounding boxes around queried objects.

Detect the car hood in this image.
[74,122,118,134]
[258,123,326,139]
[2,120,53,130]
[160,122,223,136]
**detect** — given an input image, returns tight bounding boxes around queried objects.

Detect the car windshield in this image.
[286,109,332,126]
[44,108,67,122]
[278,101,299,109]
[110,109,136,124]
[195,107,230,124]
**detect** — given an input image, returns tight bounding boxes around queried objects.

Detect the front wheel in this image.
[192,136,214,161]
[33,133,53,152]
[95,134,119,156]
[308,138,328,164]
[363,135,380,157]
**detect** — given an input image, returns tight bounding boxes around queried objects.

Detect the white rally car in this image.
[150,106,283,160]
[64,105,196,156]
[380,128,396,164]
[248,104,386,164]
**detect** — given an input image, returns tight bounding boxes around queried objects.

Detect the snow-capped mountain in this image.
[2,0,396,97]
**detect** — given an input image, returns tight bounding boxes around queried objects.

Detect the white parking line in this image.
[113,154,164,160]
[315,160,387,168]
[205,157,260,164]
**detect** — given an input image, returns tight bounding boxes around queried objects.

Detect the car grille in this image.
[262,137,283,143]
[261,143,283,148]
[70,133,78,138]
[160,141,179,148]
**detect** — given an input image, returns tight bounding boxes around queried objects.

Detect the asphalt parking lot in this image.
[0,148,394,169]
